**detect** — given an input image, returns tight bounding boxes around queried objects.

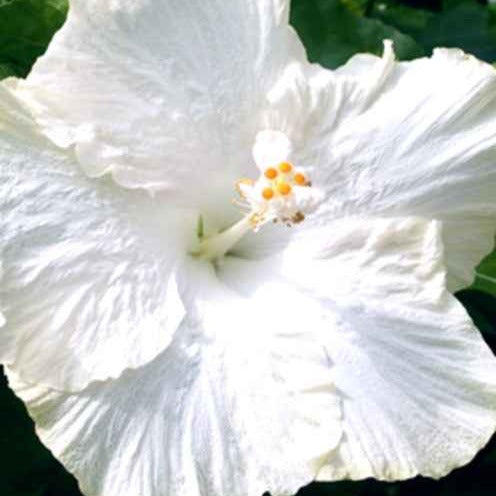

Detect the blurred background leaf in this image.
[0,0,68,78]
[291,0,424,68]
[0,62,17,79]
[473,249,496,297]
[371,0,496,62]
[1,1,496,496]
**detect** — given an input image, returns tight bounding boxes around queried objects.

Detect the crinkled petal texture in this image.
[11,0,306,214]
[220,217,496,481]
[264,43,496,291]
[7,215,496,496]
[6,260,342,496]
[3,4,496,491]
[0,85,192,392]
[0,85,341,496]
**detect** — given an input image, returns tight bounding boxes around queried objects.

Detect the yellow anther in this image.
[277,181,292,196]
[262,187,275,200]
[278,162,293,174]
[264,167,278,180]
[294,173,307,185]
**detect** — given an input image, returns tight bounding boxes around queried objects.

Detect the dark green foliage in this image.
[290,0,424,69]
[473,249,496,297]
[1,1,496,496]
[0,368,81,496]
[372,0,496,62]
[0,0,68,77]
[458,289,496,342]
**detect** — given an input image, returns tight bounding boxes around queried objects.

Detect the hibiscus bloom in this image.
[1,1,496,496]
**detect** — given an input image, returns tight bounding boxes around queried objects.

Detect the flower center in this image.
[236,160,312,226]
[194,159,317,261]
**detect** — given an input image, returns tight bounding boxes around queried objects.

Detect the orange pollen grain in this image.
[277,182,292,196]
[264,167,278,180]
[262,187,275,200]
[278,162,293,173]
[294,173,307,185]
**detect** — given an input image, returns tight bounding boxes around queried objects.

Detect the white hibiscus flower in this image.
[1,1,496,496]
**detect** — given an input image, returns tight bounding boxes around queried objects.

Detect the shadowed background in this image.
[1,1,495,495]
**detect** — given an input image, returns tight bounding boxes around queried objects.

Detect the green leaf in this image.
[371,2,435,41]
[0,0,68,78]
[419,1,496,63]
[0,62,16,79]
[341,0,369,15]
[374,0,496,64]
[290,0,424,69]
[473,249,496,297]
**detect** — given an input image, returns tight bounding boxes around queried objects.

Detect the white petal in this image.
[223,217,496,480]
[441,212,496,291]
[300,218,496,480]
[0,263,5,328]
[13,0,307,212]
[317,294,496,481]
[0,84,191,392]
[331,47,496,291]
[265,45,496,291]
[6,260,341,496]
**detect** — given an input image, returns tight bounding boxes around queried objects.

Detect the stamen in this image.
[264,168,278,180]
[277,181,292,196]
[294,173,307,185]
[262,187,275,200]
[195,157,316,261]
[278,161,293,173]
[292,212,305,223]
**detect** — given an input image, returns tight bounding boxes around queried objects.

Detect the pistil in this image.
[194,213,263,261]
[193,159,316,262]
